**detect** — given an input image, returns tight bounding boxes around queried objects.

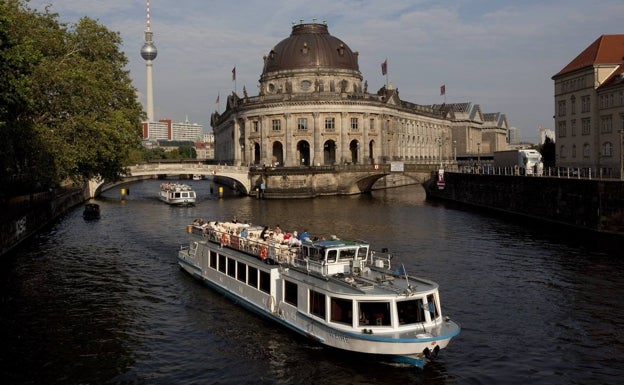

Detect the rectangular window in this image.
[284,280,298,306]
[325,117,335,131]
[369,118,375,131]
[582,118,591,135]
[309,290,326,319]
[426,294,440,320]
[359,301,391,326]
[248,266,258,288]
[581,96,591,113]
[272,119,281,131]
[600,116,613,133]
[558,100,566,116]
[350,117,359,130]
[571,119,576,136]
[227,257,236,278]
[209,250,218,269]
[297,118,308,130]
[259,270,270,294]
[330,297,353,325]
[237,261,246,282]
[558,121,566,138]
[253,121,259,133]
[218,254,226,273]
[397,299,426,325]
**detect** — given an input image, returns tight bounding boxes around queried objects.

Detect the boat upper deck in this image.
[186,221,438,298]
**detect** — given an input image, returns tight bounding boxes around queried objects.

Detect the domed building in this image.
[211,21,452,167]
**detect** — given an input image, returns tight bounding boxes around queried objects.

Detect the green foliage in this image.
[1,1,144,200]
[538,136,556,168]
[177,145,197,159]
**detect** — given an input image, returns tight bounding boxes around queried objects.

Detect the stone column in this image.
[284,113,292,166]
[312,112,321,166]
[340,112,348,164]
[261,116,268,166]
[363,113,370,163]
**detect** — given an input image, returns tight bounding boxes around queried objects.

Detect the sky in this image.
[25,0,624,143]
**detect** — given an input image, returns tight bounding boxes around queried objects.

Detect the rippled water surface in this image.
[1,179,622,384]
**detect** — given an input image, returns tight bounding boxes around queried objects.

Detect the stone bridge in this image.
[87,162,438,199]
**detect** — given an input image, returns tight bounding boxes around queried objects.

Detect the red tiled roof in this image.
[553,34,624,78]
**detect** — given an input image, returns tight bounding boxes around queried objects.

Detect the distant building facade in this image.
[538,126,555,144]
[211,22,510,168]
[142,118,203,142]
[552,34,624,178]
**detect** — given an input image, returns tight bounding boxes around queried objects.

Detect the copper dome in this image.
[262,23,359,74]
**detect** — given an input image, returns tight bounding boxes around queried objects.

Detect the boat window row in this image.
[209,250,270,294]
[285,279,439,327]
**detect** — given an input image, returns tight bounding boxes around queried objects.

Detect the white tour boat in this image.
[177,221,460,367]
[159,183,196,206]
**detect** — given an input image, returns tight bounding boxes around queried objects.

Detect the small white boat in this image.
[192,174,202,180]
[159,183,196,206]
[178,220,460,367]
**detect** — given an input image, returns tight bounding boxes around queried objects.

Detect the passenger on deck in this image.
[240,228,249,238]
[288,232,302,246]
[232,215,238,224]
[299,230,310,242]
[260,226,269,240]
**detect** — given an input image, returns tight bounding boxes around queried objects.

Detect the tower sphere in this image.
[141,42,157,61]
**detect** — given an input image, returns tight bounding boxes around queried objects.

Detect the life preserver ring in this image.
[221,233,228,245]
[259,246,268,260]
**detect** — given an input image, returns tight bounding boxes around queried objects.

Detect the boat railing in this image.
[195,226,303,264]
[369,250,392,271]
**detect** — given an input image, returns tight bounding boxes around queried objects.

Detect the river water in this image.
[1,179,622,385]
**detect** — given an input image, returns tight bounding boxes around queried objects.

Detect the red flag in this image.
[381,59,387,76]
[232,67,236,81]
[440,84,445,96]
[215,93,220,104]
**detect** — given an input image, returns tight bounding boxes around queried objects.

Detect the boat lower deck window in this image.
[227,258,236,278]
[330,297,353,325]
[248,266,258,288]
[309,290,326,319]
[209,250,217,269]
[218,254,226,273]
[284,280,298,306]
[259,270,270,294]
[359,301,391,326]
[397,299,426,325]
[236,261,246,282]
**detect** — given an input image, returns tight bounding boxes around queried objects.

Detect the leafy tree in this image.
[1,1,144,200]
[178,145,197,159]
[538,136,556,168]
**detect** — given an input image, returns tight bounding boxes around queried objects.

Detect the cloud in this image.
[25,0,624,142]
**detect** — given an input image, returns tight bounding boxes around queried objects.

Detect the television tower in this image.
[140,0,157,122]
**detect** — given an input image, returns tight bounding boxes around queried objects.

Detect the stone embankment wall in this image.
[424,172,624,235]
[1,187,87,256]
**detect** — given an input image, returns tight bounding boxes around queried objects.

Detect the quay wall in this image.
[424,172,624,235]
[1,187,86,257]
